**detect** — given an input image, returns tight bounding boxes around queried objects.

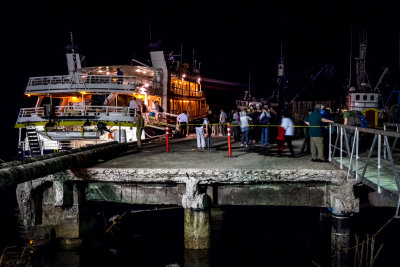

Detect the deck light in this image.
[27,94,31,97]
[144,83,149,87]
[106,72,110,75]
[182,74,186,78]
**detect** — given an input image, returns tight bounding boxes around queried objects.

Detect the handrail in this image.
[28,74,146,85]
[18,105,137,118]
[329,123,400,217]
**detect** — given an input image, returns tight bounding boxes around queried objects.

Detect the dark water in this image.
[1,192,400,267]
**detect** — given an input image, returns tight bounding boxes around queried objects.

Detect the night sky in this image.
[1,0,400,160]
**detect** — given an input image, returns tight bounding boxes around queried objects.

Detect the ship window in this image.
[370,95,374,101]
[363,95,367,100]
[356,95,360,100]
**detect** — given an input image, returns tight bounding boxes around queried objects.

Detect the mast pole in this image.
[348,28,352,88]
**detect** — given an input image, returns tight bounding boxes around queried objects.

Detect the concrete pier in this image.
[184,209,210,249]
[14,139,362,250]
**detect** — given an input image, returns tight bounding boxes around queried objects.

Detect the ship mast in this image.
[277,43,285,112]
[355,30,372,92]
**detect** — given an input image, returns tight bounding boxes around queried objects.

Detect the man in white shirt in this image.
[281,113,295,157]
[219,109,227,136]
[129,97,138,110]
[177,111,189,137]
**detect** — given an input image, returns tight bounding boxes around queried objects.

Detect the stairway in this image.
[25,126,41,157]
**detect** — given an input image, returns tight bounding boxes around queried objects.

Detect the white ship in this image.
[16,37,206,157]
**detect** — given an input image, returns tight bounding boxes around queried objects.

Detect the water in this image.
[1,194,399,267]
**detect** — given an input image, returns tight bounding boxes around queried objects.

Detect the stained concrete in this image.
[16,138,360,249]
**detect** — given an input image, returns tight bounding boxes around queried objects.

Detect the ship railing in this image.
[18,105,137,120]
[28,74,151,86]
[329,123,400,218]
[169,87,204,97]
[26,74,160,93]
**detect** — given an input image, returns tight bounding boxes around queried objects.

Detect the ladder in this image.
[25,126,42,157]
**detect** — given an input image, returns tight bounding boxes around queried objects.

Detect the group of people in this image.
[129,97,162,121]
[191,106,296,154]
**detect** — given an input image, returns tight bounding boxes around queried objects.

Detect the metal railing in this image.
[28,74,152,86]
[18,105,137,120]
[26,74,161,94]
[329,123,400,217]
[169,86,205,97]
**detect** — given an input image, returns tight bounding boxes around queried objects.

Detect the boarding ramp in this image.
[329,123,400,217]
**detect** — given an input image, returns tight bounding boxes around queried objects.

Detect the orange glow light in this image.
[27,94,31,97]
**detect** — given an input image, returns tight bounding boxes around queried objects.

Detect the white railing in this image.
[329,123,400,218]
[26,74,161,95]
[18,105,137,121]
[28,74,153,87]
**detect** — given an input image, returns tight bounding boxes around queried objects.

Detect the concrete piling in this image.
[331,213,351,267]
[184,209,210,249]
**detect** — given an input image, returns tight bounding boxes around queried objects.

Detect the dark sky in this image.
[1,0,400,160]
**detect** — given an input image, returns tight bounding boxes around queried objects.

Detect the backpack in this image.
[260,112,270,125]
[347,111,362,126]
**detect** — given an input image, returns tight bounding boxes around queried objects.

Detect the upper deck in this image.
[25,74,161,96]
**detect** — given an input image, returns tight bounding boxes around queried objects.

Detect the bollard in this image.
[166,126,169,152]
[227,123,232,157]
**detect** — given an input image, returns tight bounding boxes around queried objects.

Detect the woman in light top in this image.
[281,113,295,158]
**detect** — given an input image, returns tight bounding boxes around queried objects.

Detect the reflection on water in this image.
[1,197,400,267]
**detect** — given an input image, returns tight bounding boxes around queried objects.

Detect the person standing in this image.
[301,110,312,154]
[116,68,123,84]
[206,109,214,149]
[219,109,227,136]
[259,107,271,146]
[194,117,207,149]
[231,109,240,142]
[177,111,189,137]
[154,101,160,122]
[321,105,333,160]
[281,113,295,157]
[240,110,252,147]
[129,97,138,111]
[305,104,334,162]
[136,111,144,149]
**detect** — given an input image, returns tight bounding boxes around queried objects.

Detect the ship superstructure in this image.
[346,31,387,111]
[16,40,206,157]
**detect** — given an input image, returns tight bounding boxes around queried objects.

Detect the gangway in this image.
[329,123,400,218]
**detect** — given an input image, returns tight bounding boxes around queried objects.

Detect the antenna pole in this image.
[248,73,251,96]
[149,21,152,43]
[348,28,353,88]
[181,43,183,61]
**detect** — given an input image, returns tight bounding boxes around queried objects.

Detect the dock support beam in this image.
[182,177,210,250]
[184,209,210,249]
[331,213,351,267]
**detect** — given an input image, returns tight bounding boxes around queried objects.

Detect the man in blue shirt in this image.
[305,104,334,162]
